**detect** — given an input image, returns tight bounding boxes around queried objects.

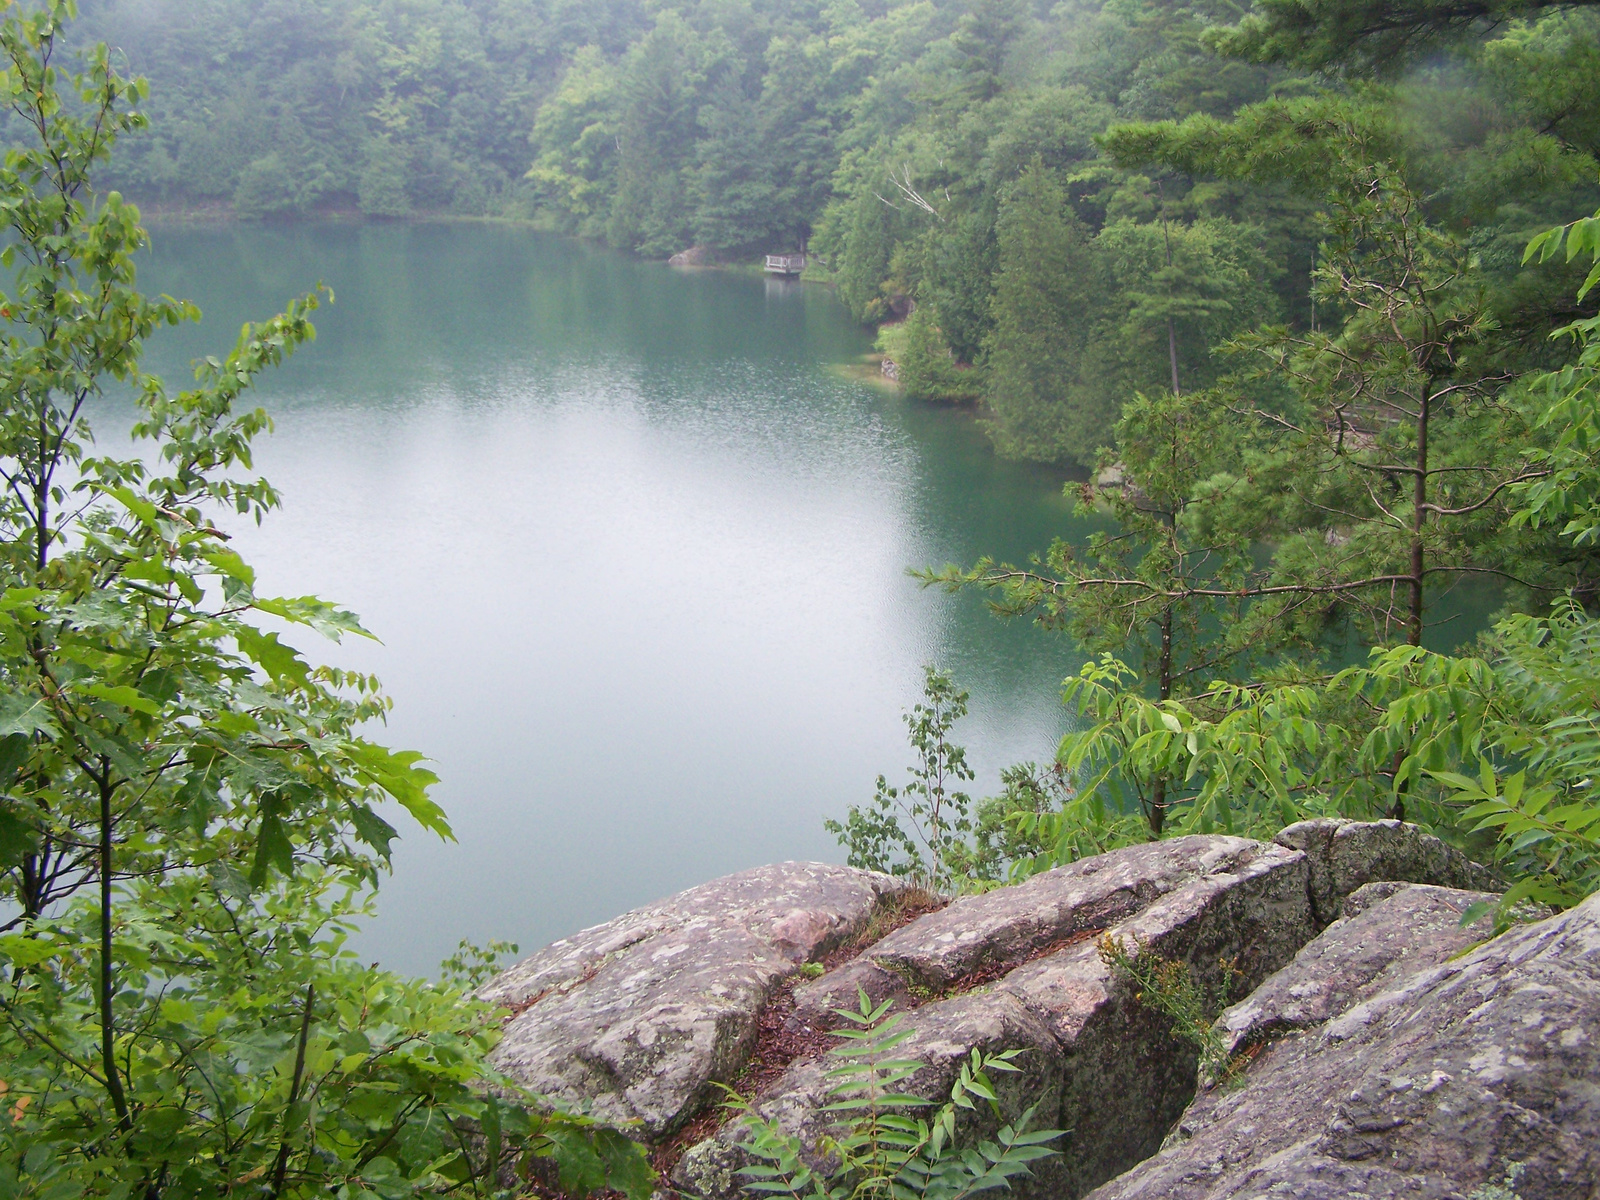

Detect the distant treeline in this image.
[71,0,1600,466]
[75,0,640,221]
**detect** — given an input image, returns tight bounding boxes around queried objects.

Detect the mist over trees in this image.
[7,0,1600,1191]
[65,0,1600,471]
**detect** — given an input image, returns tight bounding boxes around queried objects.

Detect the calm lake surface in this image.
[131,221,1092,976]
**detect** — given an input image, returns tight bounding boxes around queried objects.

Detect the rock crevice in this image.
[481,822,1511,1198]
[1087,882,1598,1199]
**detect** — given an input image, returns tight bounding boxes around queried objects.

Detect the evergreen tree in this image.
[920,203,999,365]
[932,388,1267,834]
[949,0,1025,103]
[755,35,841,249]
[692,79,780,251]
[983,164,1100,463]
[897,304,983,402]
[1207,0,1592,74]
[837,183,903,323]
[604,13,722,253]
[1093,214,1281,403]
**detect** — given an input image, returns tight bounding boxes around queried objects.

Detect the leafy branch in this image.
[730,990,1062,1200]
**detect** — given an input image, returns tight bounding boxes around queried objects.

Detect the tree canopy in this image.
[10,0,1580,471]
[1205,0,1600,75]
[4,0,1600,1187]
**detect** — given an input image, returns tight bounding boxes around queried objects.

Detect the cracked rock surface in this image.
[1273,818,1501,924]
[788,837,1274,1028]
[481,862,910,1136]
[1213,881,1500,1059]
[1086,883,1600,1200]
[678,836,1319,1200]
[481,821,1501,1199]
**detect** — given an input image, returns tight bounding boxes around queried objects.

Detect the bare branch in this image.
[883,164,943,222]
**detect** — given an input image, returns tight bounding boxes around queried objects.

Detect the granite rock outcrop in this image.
[480,821,1506,1199]
[1086,883,1598,1199]
[482,862,911,1136]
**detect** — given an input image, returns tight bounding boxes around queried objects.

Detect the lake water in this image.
[132,221,1093,976]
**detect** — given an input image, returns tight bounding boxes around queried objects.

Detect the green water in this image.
[132,221,1095,976]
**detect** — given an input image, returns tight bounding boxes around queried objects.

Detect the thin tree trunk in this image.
[99,773,132,1131]
[1167,319,1181,396]
[1149,196,1182,832]
[20,849,43,920]
[1309,246,1318,334]
[1157,182,1182,397]
[1148,777,1167,837]
[269,983,317,1200]
[1148,604,1174,837]
[1158,606,1174,702]
[1409,393,1429,647]
[35,454,48,572]
[35,380,56,573]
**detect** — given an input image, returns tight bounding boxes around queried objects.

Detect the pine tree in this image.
[838,185,903,323]
[921,204,1000,365]
[983,163,1099,462]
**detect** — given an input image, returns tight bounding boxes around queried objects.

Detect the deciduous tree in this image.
[0,8,654,1195]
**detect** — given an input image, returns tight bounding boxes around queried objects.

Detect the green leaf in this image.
[346,801,399,860]
[346,740,451,839]
[250,796,296,884]
[202,546,256,589]
[0,931,68,970]
[84,682,163,715]
[235,626,311,687]
[0,800,39,869]
[0,691,56,738]
[0,732,31,784]
[594,1127,659,1200]
[103,483,160,527]
[254,595,375,642]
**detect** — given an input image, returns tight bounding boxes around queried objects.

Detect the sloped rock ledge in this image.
[481,862,915,1137]
[481,820,1500,1198]
[1085,880,1598,1199]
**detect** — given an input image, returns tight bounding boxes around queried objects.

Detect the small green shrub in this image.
[1096,934,1240,1085]
[875,322,910,364]
[729,990,1063,1200]
[827,667,977,891]
[441,937,522,990]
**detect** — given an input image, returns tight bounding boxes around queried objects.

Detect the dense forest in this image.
[6,0,1600,1193]
[71,0,1600,469]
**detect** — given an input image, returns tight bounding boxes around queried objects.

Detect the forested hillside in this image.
[75,0,1600,469]
[9,0,1600,1189]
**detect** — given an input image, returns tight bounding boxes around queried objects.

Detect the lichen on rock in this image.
[481,821,1521,1200]
[1086,883,1600,1199]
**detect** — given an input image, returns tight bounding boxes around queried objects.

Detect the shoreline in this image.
[132,205,1087,488]
[132,201,835,285]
